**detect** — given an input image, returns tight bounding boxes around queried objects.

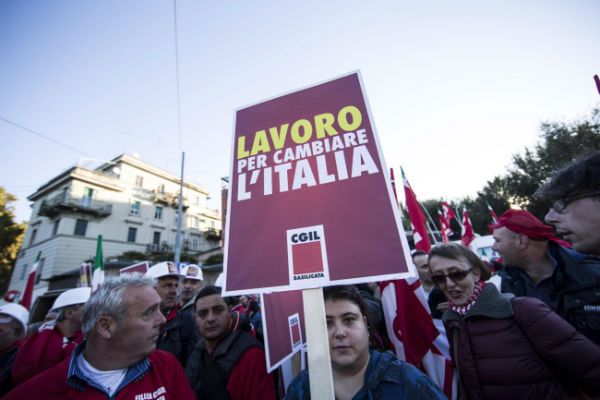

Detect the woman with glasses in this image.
[429,243,600,400]
[286,285,446,400]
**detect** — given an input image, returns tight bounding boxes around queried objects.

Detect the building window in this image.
[29,229,38,246]
[154,206,163,220]
[35,258,45,284]
[130,201,141,215]
[127,227,137,243]
[157,184,165,193]
[135,175,144,188]
[20,264,27,280]
[52,219,60,236]
[191,236,200,251]
[74,219,88,236]
[153,231,161,246]
[82,187,94,207]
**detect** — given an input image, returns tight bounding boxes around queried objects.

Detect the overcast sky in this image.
[1,0,599,222]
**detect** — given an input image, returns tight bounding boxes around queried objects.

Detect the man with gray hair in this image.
[5,274,195,399]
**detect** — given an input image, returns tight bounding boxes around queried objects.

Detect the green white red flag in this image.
[91,235,104,292]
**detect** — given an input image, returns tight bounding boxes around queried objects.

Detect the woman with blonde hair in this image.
[429,243,600,400]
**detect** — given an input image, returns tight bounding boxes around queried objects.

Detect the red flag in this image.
[380,279,458,399]
[402,169,431,252]
[461,208,475,246]
[438,210,451,243]
[20,261,39,310]
[486,202,499,225]
[441,201,456,237]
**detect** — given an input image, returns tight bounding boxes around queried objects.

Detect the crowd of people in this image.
[0,152,598,399]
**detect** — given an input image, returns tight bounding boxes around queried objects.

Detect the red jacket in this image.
[11,324,83,385]
[227,347,276,400]
[4,349,195,400]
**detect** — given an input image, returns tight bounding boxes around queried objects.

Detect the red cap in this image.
[489,209,555,241]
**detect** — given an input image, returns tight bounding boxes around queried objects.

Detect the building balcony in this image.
[152,190,189,210]
[146,240,205,254]
[38,194,112,218]
[146,242,174,254]
[205,228,222,241]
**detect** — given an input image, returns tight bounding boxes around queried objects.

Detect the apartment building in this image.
[8,154,222,299]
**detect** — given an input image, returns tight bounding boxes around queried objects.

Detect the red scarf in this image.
[449,280,485,316]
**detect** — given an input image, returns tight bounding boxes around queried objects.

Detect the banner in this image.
[224,72,413,294]
[120,261,149,275]
[261,290,306,372]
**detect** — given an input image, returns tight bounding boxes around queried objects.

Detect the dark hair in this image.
[323,285,384,350]
[536,152,600,204]
[428,243,491,280]
[194,285,222,302]
[411,250,428,258]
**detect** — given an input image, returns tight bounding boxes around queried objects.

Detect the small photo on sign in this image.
[286,225,330,289]
[288,313,303,351]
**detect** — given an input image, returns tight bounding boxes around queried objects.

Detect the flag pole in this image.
[174,151,185,270]
[419,201,440,244]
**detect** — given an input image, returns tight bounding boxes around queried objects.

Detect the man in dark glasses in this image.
[491,209,600,345]
[537,152,600,256]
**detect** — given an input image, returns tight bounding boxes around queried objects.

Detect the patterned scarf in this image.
[449,280,485,316]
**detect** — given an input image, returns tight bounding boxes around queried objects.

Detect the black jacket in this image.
[157,309,199,366]
[500,242,600,344]
[185,326,262,400]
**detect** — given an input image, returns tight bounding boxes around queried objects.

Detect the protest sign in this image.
[261,290,306,372]
[224,71,414,295]
[119,261,149,275]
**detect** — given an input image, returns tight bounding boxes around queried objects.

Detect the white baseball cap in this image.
[146,261,181,280]
[214,272,225,288]
[51,287,92,311]
[181,264,203,281]
[0,303,29,332]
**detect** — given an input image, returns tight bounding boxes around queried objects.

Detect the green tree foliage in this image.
[203,253,223,265]
[0,188,26,294]
[116,251,147,261]
[113,251,198,264]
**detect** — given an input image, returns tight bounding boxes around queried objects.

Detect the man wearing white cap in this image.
[179,264,204,313]
[0,303,29,396]
[146,261,198,366]
[4,274,195,399]
[11,287,90,385]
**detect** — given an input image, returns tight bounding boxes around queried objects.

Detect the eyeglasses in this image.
[549,191,600,214]
[430,267,475,286]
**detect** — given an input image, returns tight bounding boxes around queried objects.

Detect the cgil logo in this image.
[291,231,321,243]
[286,224,330,288]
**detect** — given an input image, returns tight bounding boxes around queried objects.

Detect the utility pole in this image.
[174,151,185,269]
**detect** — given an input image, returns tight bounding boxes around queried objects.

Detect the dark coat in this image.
[285,350,446,400]
[157,309,199,367]
[500,241,600,344]
[444,283,600,400]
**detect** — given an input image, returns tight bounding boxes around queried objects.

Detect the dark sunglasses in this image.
[549,191,600,214]
[430,267,475,286]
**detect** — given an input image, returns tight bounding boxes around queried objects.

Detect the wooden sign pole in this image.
[302,287,335,400]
